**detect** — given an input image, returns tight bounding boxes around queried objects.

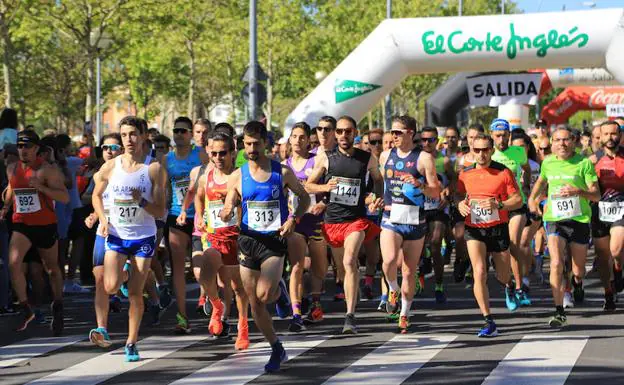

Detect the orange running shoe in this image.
[208,298,224,336]
[235,318,250,350]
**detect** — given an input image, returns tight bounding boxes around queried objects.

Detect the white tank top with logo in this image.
[107,156,156,240]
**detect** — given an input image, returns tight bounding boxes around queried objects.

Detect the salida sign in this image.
[466,73,542,107]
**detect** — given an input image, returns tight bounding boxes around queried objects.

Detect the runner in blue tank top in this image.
[378,116,440,334]
[220,121,310,374]
[161,116,208,334]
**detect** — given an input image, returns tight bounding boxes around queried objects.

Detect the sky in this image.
[515,0,623,13]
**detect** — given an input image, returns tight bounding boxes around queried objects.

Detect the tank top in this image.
[107,156,156,240]
[11,160,56,225]
[166,147,202,217]
[324,148,370,224]
[204,168,239,237]
[240,160,288,235]
[286,155,320,217]
[383,147,425,224]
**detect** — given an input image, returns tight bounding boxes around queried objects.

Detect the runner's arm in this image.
[417,151,442,199]
[144,162,167,218]
[305,151,334,194]
[443,156,456,198]
[367,153,383,199]
[500,169,522,212]
[38,165,70,204]
[194,173,206,232]
[282,165,310,219]
[180,166,200,214]
[528,175,547,215]
[220,169,241,222]
[92,161,112,225]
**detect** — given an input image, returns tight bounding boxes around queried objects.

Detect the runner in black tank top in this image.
[306,115,384,335]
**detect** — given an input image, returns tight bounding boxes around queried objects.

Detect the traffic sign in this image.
[241,83,267,107]
[241,64,268,82]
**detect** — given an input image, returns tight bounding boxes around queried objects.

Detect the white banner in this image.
[606,104,624,117]
[466,73,542,107]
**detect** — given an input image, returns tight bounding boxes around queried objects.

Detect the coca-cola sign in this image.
[589,89,624,107]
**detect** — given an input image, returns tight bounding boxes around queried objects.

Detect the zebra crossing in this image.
[0,330,594,385]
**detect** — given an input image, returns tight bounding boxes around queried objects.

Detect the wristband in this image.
[288,213,301,224]
[139,198,148,208]
[498,200,504,210]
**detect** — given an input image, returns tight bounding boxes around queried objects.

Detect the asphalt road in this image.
[1,264,623,385]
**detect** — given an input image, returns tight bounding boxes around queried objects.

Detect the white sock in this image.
[388,280,400,292]
[400,298,412,316]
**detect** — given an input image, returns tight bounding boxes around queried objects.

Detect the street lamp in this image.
[90,30,112,143]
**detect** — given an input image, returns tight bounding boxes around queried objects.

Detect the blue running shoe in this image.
[477,321,498,337]
[515,289,531,306]
[124,343,140,362]
[264,341,287,373]
[120,261,131,298]
[89,327,112,348]
[505,287,519,312]
[275,279,292,319]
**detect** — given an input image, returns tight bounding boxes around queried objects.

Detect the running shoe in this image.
[275,279,292,319]
[398,315,411,334]
[51,301,64,336]
[548,313,567,328]
[505,287,519,312]
[0,306,18,316]
[515,289,532,307]
[477,321,498,338]
[342,313,357,334]
[334,284,345,301]
[89,327,112,348]
[203,297,212,317]
[109,295,122,313]
[613,265,624,293]
[563,291,574,309]
[124,343,140,362]
[386,290,400,314]
[197,296,207,316]
[572,278,585,303]
[149,303,161,326]
[235,318,250,350]
[208,299,224,336]
[604,292,616,312]
[264,341,287,373]
[175,312,191,334]
[120,261,131,298]
[217,320,231,338]
[361,284,373,300]
[434,283,447,304]
[289,314,306,333]
[16,304,34,332]
[159,284,173,310]
[305,301,324,323]
[63,281,90,294]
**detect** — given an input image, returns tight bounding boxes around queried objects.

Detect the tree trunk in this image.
[0,12,12,108]
[187,40,195,120]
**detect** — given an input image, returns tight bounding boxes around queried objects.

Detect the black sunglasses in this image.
[210,150,228,157]
[17,143,35,149]
[422,137,437,144]
[369,140,382,145]
[316,126,333,133]
[473,147,491,153]
[173,128,189,134]
[335,128,353,136]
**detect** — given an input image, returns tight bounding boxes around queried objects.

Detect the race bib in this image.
[174,176,190,206]
[470,201,500,225]
[14,188,41,214]
[330,177,361,206]
[205,200,238,229]
[424,196,440,211]
[389,203,420,225]
[110,198,145,226]
[247,200,281,232]
[598,201,624,223]
[551,195,582,220]
[288,192,317,214]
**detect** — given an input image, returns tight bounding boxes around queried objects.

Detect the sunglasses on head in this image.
[102,144,122,152]
[173,128,189,134]
[316,126,333,133]
[17,143,35,149]
[210,150,228,157]
[369,139,382,145]
[421,137,437,144]
[335,128,353,136]
[473,147,491,154]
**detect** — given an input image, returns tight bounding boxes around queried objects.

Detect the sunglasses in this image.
[154,145,168,151]
[173,128,189,134]
[539,147,550,151]
[17,143,35,149]
[369,140,382,145]
[102,144,122,152]
[473,147,491,154]
[391,130,407,136]
[421,137,437,144]
[210,150,228,157]
[316,126,333,133]
[335,128,353,136]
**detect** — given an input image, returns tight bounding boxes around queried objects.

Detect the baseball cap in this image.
[17,130,40,145]
[490,118,510,132]
[535,119,548,128]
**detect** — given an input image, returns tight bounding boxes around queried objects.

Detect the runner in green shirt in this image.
[490,119,532,307]
[529,126,600,329]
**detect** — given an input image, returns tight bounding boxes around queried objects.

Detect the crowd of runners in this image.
[0,111,622,372]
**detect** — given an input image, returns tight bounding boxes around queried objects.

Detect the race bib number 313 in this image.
[330,177,360,206]
[247,200,281,232]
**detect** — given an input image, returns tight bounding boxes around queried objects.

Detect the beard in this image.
[603,139,618,149]
[247,151,259,160]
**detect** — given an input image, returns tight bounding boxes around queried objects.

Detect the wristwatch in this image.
[139,198,148,208]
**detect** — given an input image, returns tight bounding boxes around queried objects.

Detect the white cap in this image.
[278,137,288,145]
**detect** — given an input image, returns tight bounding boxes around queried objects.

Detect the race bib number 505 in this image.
[330,177,361,206]
[470,201,500,225]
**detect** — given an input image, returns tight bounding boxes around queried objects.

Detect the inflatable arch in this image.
[425,68,619,127]
[541,86,624,125]
[285,8,624,132]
